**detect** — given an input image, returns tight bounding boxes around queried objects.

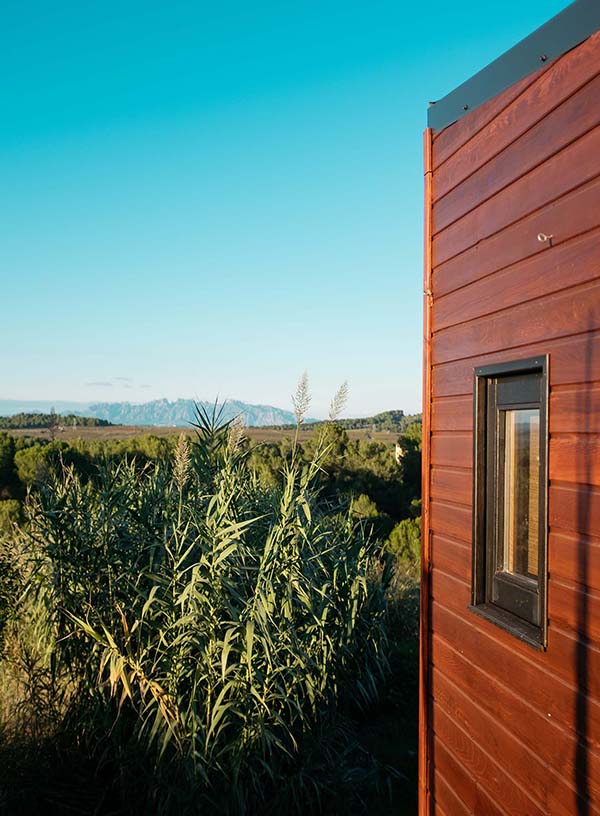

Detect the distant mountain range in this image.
[0,398,307,428]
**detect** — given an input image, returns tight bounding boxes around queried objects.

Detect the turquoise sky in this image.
[1,0,571,417]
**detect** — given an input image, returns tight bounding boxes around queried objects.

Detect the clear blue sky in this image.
[1,0,571,417]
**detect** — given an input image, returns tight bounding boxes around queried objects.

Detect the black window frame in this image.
[471,355,549,649]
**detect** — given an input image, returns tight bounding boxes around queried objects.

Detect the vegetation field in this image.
[6,424,399,445]
[0,401,421,814]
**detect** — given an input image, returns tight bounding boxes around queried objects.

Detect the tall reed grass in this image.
[0,402,394,814]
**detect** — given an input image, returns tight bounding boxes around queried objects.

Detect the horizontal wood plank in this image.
[430,593,600,749]
[432,632,600,808]
[433,174,600,298]
[429,385,600,436]
[433,737,507,816]
[550,434,600,487]
[549,531,600,593]
[431,433,471,469]
[432,330,600,397]
[432,705,547,816]
[434,72,600,231]
[431,533,471,584]
[431,396,471,432]
[433,125,600,267]
[432,278,600,365]
[551,483,600,540]
[434,226,600,331]
[552,384,600,434]
[544,620,600,709]
[550,577,600,644]
[434,594,600,709]
[430,466,471,505]
[431,668,581,816]
[432,69,545,168]
[433,32,600,202]
[432,768,471,816]
[430,500,471,544]
[432,737,479,815]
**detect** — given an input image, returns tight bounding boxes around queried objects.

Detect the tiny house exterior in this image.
[420,1,600,813]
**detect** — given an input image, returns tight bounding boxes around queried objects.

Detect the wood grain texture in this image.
[432,769,471,816]
[433,32,600,202]
[430,500,471,545]
[433,737,507,816]
[430,466,471,506]
[432,125,600,267]
[550,577,600,644]
[550,483,600,539]
[431,396,471,432]
[430,593,600,750]
[549,531,600,592]
[433,591,600,710]
[432,668,582,816]
[431,432,471,469]
[434,72,600,231]
[433,174,600,298]
[550,434,600,487]
[433,226,600,332]
[432,70,544,169]
[432,278,600,366]
[429,385,600,437]
[552,385,600,434]
[431,533,470,584]
[432,706,545,816]
[432,633,600,808]
[432,330,600,398]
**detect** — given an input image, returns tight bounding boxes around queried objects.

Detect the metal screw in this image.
[540,54,547,62]
[537,232,554,246]
[463,104,469,110]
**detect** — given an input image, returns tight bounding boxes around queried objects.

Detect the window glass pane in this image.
[501,408,540,579]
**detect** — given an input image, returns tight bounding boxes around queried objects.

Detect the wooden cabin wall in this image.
[422,30,600,815]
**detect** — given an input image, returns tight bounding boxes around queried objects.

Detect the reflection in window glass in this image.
[501,408,540,579]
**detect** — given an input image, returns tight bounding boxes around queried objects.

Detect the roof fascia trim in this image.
[428,0,600,132]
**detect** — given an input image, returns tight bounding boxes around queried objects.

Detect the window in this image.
[471,356,548,648]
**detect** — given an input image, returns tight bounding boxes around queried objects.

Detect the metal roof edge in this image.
[427,0,600,132]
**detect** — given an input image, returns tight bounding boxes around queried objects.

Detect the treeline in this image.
[259,409,421,434]
[333,410,420,432]
[0,412,111,429]
[0,421,422,561]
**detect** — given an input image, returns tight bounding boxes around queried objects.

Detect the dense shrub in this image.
[0,499,23,534]
[385,517,421,565]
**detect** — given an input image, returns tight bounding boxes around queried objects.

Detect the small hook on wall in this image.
[537,232,554,247]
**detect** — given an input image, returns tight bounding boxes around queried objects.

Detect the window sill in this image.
[468,603,546,651]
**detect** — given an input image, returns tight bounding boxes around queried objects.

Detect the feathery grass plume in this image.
[328,380,349,421]
[173,433,191,491]
[227,414,245,454]
[291,371,311,425]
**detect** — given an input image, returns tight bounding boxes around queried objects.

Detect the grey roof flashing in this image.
[428,0,600,132]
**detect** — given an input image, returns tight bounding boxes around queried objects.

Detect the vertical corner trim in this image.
[419,127,434,816]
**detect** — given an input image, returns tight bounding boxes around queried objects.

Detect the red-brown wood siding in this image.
[421,31,600,815]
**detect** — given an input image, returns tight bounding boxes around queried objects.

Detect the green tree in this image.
[385,516,421,564]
